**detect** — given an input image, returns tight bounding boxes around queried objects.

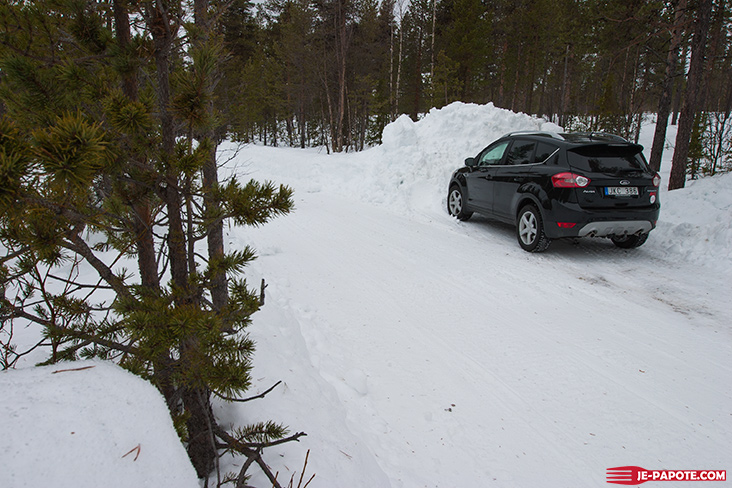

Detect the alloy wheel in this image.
[448,189,463,217]
[518,210,538,245]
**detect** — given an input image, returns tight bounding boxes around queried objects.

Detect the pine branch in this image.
[214,425,295,488]
[213,381,282,404]
[0,246,32,265]
[0,335,45,369]
[0,39,53,63]
[22,195,132,229]
[0,305,52,328]
[235,454,257,488]
[246,431,308,450]
[62,233,130,299]
[46,273,114,290]
[2,304,138,355]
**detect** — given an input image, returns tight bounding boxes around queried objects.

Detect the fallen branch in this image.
[259,279,267,306]
[290,450,315,488]
[122,443,141,461]
[52,365,96,374]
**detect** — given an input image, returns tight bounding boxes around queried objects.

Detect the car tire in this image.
[517,204,550,252]
[447,185,472,221]
[610,233,649,249]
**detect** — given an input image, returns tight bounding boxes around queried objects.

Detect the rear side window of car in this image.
[506,140,536,165]
[567,144,650,174]
[535,142,559,164]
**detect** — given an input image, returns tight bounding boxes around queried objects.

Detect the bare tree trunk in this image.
[697,0,727,113]
[299,95,307,148]
[395,7,403,118]
[649,0,686,172]
[711,77,732,172]
[333,0,348,152]
[412,27,422,120]
[430,0,436,106]
[560,44,571,127]
[113,0,137,101]
[524,51,535,114]
[498,39,507,107]
[389,13,394,119]
[672,41,689,125]
[510,44,521,111]
[669,0,713,190]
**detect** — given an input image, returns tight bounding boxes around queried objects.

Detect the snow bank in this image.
[651,173,732,271]
[634,119,732,272]
[0,361,199,488]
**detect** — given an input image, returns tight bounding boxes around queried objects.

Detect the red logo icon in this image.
[607,466,726,484]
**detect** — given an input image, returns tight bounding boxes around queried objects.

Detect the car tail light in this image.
[552,172,590,188]
[652,173,661,187]
[557,222,577,228]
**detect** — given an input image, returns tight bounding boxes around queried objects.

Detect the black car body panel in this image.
[447,132,661,251]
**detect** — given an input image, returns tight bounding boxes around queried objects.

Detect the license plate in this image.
[605,186,638,196]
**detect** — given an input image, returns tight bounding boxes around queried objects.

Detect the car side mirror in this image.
[465,157,476,167]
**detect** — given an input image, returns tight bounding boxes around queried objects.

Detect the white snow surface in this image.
[0,361,199,488]
[3,102,731,487]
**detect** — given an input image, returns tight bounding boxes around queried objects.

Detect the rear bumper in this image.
[576,220,653,237]
[543,202,660,239]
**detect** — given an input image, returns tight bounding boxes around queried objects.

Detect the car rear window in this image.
[567,144,650,174]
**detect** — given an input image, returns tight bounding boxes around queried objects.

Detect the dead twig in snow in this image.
[122,444,141,461]
[51,365,96,374]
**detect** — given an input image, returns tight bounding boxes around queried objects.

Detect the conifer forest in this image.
[214,0,731,184]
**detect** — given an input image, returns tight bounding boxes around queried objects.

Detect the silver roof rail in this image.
[501,130,565,140]
[560,132,630,143]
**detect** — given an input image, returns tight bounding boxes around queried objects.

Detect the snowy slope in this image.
[0,361,199,488]
[220,103,732,487]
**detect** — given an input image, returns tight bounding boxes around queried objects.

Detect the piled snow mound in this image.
[380,102,561,158]
[349,102,561,211]
[651,172,732,271]
[0,361,199,488]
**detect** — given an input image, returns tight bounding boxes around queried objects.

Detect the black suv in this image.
[447,131,661,252]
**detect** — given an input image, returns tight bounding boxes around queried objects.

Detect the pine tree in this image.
[0,0,302,483]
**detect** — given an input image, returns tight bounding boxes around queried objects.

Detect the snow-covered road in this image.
[229,179,731,487]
